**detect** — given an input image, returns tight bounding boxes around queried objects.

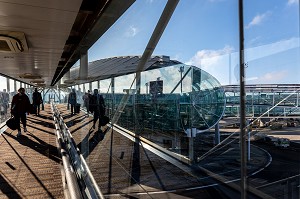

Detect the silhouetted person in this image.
[89,89,105,131]
[32,88,43,116]
[11,88,31,137]
[68,89,77,115]
[82,90,91,117]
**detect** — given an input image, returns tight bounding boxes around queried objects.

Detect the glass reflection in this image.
[105,64,225,158]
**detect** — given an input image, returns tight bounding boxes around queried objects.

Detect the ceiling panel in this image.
[0,0,82,86]
[0,0,135,88]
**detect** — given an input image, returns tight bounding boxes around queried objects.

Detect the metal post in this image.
[297,92,299,107]
[136,72,141,95]
[252,92,254,116]
[247,119,251,161]
[239,0,247,198]
[6,78,10,93]
[214,122,220,145]
[111,77,115,118]
[179,66,184,93]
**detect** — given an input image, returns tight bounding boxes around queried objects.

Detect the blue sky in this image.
[88,0,300,85]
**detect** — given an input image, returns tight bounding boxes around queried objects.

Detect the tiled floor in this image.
[0,104,64,199]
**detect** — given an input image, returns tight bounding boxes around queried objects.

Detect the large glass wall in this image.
[0,76,32,123]
[95,64,226,157]
[71,0,300,198]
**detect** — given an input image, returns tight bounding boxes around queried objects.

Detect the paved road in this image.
[249,141,300,198]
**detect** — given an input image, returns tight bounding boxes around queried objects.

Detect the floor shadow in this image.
[26,123,55,135]
[1,133,56,198]
[63,113,83,120]
[130,139,141,185]
[0,174,22,199]
[32,114,53,120]
[3,132,61,163]
[65,115,88,128]
[27,117,55,129]
[140,144,166,190]
[69,119,93,134]
[78,128,107,159]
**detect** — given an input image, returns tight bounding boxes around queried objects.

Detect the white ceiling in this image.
[0,0,82,86]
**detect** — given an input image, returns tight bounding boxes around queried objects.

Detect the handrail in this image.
[52,103,104,199]
[54,121,83,199]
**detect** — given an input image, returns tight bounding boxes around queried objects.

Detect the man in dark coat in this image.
[89,89,105,131]
[11,88,31,137]
[32,88,43,116]
[82,90,91,117]
[68,89,77,115]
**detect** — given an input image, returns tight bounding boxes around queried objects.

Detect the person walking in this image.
[68,89,77,115]
[89,89,105,131]
[32,88,43,116]
[82,90,91,117]
[11,88,31,137]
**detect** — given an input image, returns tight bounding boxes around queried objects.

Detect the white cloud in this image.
[287,0,299,5]
[125,25,139,37]
[257,70,289,83]
[246,11,271,29]
[186,45,234,69]
[186,46,235,85]
[115,74,135,93]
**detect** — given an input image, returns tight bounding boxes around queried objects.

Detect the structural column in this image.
[136,72,141,94]
[6,78,10,92]
[79,51,88,80]
[214,122,220,145]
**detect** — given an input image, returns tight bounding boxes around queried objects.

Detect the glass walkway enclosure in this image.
[1,0,300,198]
[58,56,225,160]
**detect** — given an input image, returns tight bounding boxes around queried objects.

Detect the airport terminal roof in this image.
[64,55,182,85]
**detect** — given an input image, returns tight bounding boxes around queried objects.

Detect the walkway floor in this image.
[0,103,275,199]
[57,104,271,198]
[0,105,64,198]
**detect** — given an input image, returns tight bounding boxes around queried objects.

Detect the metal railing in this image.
[52,103,104,199]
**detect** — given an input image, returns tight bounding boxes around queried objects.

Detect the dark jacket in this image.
[11,93,31,114]
[89,94,105,116]
[32,91,42,105]
[68,92,77,105]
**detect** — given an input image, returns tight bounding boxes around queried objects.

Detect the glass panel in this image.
[110,64,225,158]
[84,83,90,92]
[16,81,20,91]
[91,81,98,91]
[63,1,300,198]
[0,76,9,123]
[9,79,14,94]
[240,1,300,197]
